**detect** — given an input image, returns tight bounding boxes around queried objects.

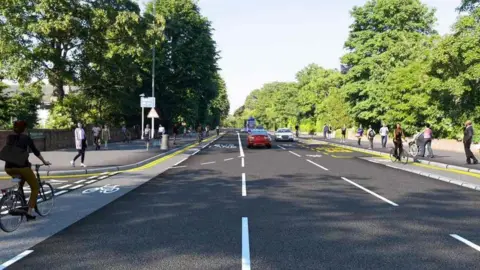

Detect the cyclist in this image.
[393,123,406,161]
[295,124,299,138]
[2,120,51,220]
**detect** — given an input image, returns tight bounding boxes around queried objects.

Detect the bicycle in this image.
[389,143,409,164]
[0,164,55,233]
[408,141,419,157]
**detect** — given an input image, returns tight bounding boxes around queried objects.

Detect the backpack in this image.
[368,129,375,138]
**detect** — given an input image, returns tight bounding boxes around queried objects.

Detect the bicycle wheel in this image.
[409,143,418,157]
[0,191,26,233]
[400,150,409,164]
[35,182,54,217]
[389,148,397,162]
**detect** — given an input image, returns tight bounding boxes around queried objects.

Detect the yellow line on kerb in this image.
[302,139,480,179]
[0,136,217,180]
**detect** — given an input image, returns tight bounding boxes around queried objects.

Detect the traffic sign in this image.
[141,97,156,108]
[147,108,159,118]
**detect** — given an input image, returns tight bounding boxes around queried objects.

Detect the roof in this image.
[2,83,79,104]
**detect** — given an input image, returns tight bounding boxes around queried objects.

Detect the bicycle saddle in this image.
[11,177,22,183]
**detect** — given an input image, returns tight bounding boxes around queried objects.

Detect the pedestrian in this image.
[183,125,187,137]
[173,124,179,145]
[356,124,364,146]
[92,123,102,150]
[393,123,406,160]
[367,125,376,149]
[463,120,478,164]
[206,125,210,137]
[341,124,347,143]
[423,123,434,158]
[323,124,329,139]
[197,124,203,143]
[158,124,165,141]
[379,123,389,148]
[216,125,220,136]
[121,125,130,143]
[295,124,299,138]
[144,124,151,150]
[71,122,87,167]
[102,124,111,149]
[328,125,333,139]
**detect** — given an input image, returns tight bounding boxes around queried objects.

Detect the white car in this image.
[274,128,294,142]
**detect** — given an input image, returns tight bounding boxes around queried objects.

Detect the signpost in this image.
[140,96,156,139]
[147,108,159,119]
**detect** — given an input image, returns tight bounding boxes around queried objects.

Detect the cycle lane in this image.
[0,134,226,268]
[1,133,245,269]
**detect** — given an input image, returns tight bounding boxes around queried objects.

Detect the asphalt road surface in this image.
[5,132,480,269]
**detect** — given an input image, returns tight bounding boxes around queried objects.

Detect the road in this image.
[2,132,480,269]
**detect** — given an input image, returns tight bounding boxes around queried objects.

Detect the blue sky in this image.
[139,0,462,114]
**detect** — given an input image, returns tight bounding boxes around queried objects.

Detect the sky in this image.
[139,0,462,114]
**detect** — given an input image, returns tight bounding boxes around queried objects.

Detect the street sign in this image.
[140,97,156,108]
[147,108,159,118]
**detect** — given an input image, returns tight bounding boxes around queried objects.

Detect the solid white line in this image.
[69,184,84,190]
[289,151,301,157]
[74,179,87,184]
[242,217,251,270]
[242,157,245,167]
[201,161,216,165]
[86,180,97,184]
[242,173,247,196]
[0,250,34,269]
[278,145,286,150]
[224,158,234,161]
[306,159,329,171]
[237,133,245,157]
[57,184,72,189]
[55,190,68,196]
[341,177,399,206]
[170,165,187,169]
[450,234,480,252]
[174,158,188,166]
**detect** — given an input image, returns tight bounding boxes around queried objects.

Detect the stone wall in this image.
[0,127,141,151]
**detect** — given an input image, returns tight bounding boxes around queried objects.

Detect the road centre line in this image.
[242,217,251,270]
[0,250,34,270]
[450,234,480,252]
[201,161,216,165]
[341,177,399,207]
[278,145,286,150]
[289,151,301,157]
[237,132,245,157]
[242,173,247,196]
[174,158,188,166]
[306,159,329,171]
[224,158,234,161]
[242,157,245,167]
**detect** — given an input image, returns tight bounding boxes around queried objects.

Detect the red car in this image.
[246,129,272,149]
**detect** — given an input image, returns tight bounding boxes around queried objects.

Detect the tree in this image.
[7,83,44,128]
[458,0,480,12]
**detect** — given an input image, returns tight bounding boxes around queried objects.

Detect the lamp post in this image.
[140,93,145,139]
[151,3,156,139]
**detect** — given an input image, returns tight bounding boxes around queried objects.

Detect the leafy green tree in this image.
[458,0,480,12]
[8,83,44,128]
[0,82,10,128]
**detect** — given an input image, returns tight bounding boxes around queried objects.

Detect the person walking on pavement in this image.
[92,124,102,150]
[197,124,203,143]
[102,124,111,149]
[295,124,299,138]
[356,124,364,146]
[393,123,406,160]
[158,124,165,141]
[341,124,347,143]
[144,124,152,150]
[71,122,87,167]
[121,125,130,143]
[367,125,376,149]
[423,123,434,158]
[1,120,51,221]
[379,123,389,148]
[463,120,478,164]
[173,124,179,145]
[216,125,220,136]
[323,124,329,139]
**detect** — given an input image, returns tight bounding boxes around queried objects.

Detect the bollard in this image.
[161,134,169,150]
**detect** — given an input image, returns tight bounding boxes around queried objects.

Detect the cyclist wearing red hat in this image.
[1,120,51,220]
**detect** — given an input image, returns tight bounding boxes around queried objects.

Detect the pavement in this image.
[1,131,480,269]
[0,134,209,177]
[304,135,480,170]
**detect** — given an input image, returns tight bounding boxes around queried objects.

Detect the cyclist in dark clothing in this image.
[393,123,406,160]
[2,120,51,220]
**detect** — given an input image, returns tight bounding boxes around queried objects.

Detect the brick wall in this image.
[0,127,140,151]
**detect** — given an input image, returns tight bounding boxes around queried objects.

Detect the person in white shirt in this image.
[158,124,165,140]
[71,122,87,167]
[92,124,102,150]
[379,124,389,148]
[102,124,111,149]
